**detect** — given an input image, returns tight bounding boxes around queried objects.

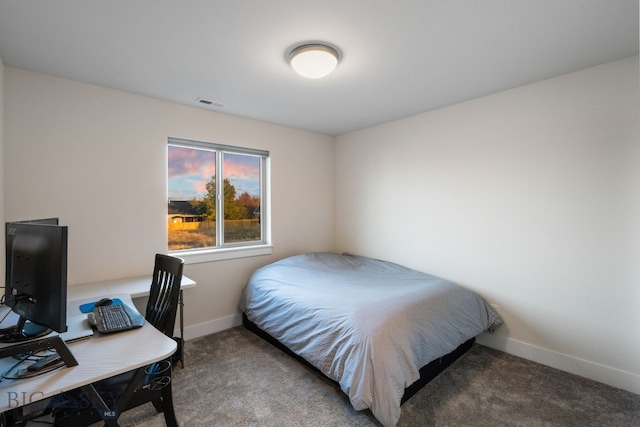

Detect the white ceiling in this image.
[0,1,638,136]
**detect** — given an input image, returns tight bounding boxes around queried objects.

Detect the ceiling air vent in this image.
[196,97,225,108]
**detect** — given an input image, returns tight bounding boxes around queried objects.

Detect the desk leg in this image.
[178,289,185,368]
[78,366,147,427]
[80,383,122,427]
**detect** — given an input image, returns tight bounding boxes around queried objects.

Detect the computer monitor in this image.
[1,218,68,343]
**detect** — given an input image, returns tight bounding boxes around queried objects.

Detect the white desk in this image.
[68,275,196,368]
[66,275,196,301]
[0,294,177,422]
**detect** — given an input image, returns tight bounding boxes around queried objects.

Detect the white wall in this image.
[3,67,335,337]
[4,56,639,394]
[0,56,4,278]
[335,56,640,394]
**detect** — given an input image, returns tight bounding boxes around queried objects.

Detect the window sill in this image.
[170,244,273,265]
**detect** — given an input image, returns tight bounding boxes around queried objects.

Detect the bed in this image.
[239,252,502,426]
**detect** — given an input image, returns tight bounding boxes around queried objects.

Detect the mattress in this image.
[239,252,502,426]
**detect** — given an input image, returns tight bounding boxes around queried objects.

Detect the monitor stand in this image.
[0,316,78,373]
[0,335,78,371]
[0,316,52,343]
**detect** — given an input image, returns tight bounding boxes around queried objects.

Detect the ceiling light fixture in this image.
[289,44,339,79]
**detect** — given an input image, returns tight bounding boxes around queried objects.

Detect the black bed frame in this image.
[242,313,474,404]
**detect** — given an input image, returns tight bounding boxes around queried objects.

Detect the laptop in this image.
[59,314,94,343]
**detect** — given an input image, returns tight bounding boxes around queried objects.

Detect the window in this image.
[167,138,270,262]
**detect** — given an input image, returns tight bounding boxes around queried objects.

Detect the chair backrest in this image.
[145,254,184,337]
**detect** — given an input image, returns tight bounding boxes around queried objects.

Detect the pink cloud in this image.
[223,154,259,179]
[169,146,216,178]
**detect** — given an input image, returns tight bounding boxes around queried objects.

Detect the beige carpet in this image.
[99,326,640,426]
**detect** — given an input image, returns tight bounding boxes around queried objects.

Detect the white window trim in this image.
[171,244,273,265]
[168,137,271,263]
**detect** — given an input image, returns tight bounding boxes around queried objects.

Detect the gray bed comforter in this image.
[239,252,502,426]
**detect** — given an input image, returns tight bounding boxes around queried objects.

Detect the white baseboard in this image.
[175,313,243,341]
[476,332,640,396]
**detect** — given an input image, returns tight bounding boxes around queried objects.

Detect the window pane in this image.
[167,138,268,254]
[168,145,217,251]
[222,153,261,244]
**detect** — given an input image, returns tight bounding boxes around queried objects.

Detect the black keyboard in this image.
[92,304,134,333]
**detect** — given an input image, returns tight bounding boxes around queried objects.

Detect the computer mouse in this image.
[95,298,113,307]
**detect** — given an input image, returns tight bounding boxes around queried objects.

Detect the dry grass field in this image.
[168,220,260,251]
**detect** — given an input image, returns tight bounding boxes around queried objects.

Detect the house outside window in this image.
[167,137,271,263]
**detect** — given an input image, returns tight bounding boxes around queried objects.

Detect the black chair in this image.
[146,254,184,339]
[53,254,184,427]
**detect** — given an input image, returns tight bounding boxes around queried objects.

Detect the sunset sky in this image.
[168,145,260,201]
